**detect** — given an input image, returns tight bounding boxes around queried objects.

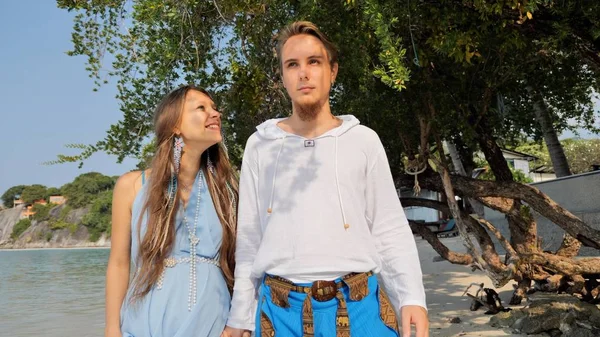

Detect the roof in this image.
[500,148,539,161]
[531,165,554,174]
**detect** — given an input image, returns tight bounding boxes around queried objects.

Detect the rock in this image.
[548,329,562,337]
[489,309,526,328]
[488,293,600,336]
[448,317,461,324]
[567,327,596,337]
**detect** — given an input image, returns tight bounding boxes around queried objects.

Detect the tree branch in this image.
[408,220,473,265]
[398,172,600,249]
[522,253,600,276]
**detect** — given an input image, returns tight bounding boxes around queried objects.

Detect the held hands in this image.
[221,326,251,337]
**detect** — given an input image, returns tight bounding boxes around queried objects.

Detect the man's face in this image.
[280,34,338,119]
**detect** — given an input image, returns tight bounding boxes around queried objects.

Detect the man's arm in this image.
[227,139,262,331]
[365,139,427,312]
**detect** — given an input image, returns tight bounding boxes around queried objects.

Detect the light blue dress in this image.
[120,172,230,337]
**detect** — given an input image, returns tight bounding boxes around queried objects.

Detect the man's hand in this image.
[222,326,251,337]
[401,305,429,337]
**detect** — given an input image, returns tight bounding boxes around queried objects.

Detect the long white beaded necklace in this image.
[156,169,220,311]
[182,170,202,311]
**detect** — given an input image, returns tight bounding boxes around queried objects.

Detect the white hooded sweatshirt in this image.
[227,115,426,330]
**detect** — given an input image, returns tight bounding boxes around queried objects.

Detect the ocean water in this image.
[0,248,109,337]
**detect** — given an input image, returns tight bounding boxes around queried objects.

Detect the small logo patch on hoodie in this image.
[304,140,315,147]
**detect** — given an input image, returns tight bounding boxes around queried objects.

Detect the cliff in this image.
[0,204,110,249]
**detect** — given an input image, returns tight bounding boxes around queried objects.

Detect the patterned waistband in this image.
[163,255,220,268]
[265,271,374,302]
[263,271,381,337]
[157,255,220,291]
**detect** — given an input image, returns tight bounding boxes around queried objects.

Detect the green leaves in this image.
[20,185,48,204]
[363,0,409,91]
[61,172,115,208]
[82,189,113,240]
[1,185,26,208]
[53,0,600,185]
[11,219,32,240]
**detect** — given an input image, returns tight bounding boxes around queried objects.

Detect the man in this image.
[225,21,428,337]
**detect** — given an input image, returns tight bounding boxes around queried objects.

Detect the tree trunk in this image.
[527,87,582,256]
[527,86,572,177]
[526,85,581,256]
[446,141,485,217]
[474,115,538,303]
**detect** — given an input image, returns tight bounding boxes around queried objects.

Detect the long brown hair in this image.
[131,85,238,301]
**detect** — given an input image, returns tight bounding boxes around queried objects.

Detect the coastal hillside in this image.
[0,172,115,249]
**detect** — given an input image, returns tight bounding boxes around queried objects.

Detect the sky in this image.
[0,1,598,205]
[0,1,137,200]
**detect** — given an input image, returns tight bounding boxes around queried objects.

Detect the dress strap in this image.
[141,170,146,186]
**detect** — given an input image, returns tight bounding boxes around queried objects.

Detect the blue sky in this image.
[0,1,598,205]
[0,1,137,201]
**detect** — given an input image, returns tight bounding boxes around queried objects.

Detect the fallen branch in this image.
[408,220,473,265]
[398,172,600,249]
[522,253,600,275]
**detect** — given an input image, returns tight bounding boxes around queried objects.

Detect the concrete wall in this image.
[484,170,600,256]
[401,189,440,222]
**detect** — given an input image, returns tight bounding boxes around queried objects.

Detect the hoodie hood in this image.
[256,114,360,140]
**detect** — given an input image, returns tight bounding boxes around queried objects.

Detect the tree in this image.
[32,203,54,222]
[82,189,113,241]
[359,0,600,303]
[1,185,26,207]
[46,187,61,198]
[20,185,48,204]
[61,172,115,208]
[56,0,600,303]
[516,139,600,175]
[562,139,600,174]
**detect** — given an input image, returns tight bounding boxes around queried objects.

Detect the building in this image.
[530,165,556,182]
[13,198,25,208]
[48,195,66,205]
[499,148,537,176]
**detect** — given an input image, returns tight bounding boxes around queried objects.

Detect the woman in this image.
[105,85,238,337]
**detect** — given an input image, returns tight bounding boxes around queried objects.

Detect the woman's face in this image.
[175,90,222,148]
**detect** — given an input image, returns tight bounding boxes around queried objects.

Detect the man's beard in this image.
[295,100,322,121]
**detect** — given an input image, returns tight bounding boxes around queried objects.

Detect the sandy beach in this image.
[417,236,533,337]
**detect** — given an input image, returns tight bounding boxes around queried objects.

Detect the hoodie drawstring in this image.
[334,136,350,230]
[267,136,287,214]
[266,132,349,231]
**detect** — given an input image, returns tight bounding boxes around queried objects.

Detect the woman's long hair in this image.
[130,85,238,301]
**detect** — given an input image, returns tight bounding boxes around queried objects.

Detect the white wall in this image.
[513,159,530,175]
[401,189,440,222]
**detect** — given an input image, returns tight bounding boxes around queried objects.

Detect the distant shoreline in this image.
[0,245,110,251]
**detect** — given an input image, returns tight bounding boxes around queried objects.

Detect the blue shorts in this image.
[255,273,400,337]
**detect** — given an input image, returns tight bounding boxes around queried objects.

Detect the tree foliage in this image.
[61,172,115,208]
[515,139,600,175]
[20,185,48,204]
[82,189,113,241]
[11,219,31,240]
[1,185,26,207]
[55,0,600,300]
